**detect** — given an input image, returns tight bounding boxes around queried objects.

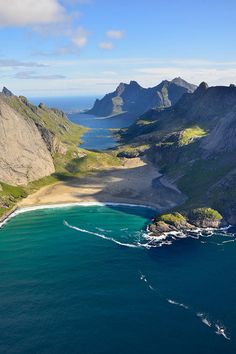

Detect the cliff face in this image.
[87,78,197,117]
[120,83,236,224]
[0,88,86,186]
[0,96,55,185]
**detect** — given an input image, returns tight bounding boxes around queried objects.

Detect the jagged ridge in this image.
[87,77,197,117]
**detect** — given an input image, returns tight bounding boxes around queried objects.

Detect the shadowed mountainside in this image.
[119,82,236,224]
[87,77,197,117]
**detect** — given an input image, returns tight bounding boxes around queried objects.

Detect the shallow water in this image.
[0,205,236,354]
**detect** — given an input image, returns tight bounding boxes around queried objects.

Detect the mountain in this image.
[119,82,236,224]
[0,87,88,216]
[87,78,197,117]
[0,95,55,185]
[0,87,88,186]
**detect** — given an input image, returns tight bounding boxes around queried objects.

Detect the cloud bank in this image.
[0,0,67,27]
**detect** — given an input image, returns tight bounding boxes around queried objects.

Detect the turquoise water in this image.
[0,205,236,354]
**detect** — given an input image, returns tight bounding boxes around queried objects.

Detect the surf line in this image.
[139,271,231,341]
[64,220,145,249]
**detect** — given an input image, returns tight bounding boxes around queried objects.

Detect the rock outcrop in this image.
[149,209,223,237]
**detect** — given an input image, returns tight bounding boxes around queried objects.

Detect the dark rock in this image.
[2,87,14,97]
[39,102,48,110]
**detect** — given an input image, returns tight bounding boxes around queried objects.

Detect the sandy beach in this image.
[19,158,185,211]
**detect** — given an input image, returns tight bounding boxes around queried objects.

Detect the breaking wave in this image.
[145,226,236,248]
[64,220,148,248]
[139,272,231,341]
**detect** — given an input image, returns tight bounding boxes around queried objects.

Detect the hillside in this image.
[0,88,88,216]
[87,77,197,117]
[119,82,236,224]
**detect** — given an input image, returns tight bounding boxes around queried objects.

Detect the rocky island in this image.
[149,208,224,237]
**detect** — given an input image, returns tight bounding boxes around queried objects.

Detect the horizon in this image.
[5,77,236,99]
[0,0,236,97]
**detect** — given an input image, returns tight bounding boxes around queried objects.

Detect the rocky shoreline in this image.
[148,208,226,237]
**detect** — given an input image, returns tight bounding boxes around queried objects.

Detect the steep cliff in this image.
[0,96,55,185]
[0,88,87,186]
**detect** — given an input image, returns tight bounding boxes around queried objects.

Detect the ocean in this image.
[0,204,236,354]
[29,96,98,114]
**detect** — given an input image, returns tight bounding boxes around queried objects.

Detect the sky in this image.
[0,0,236,96]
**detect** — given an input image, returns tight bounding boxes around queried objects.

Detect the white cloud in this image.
[72,27,89,48]
[106,30,124,39]
[135,66,236,87]
[99,41,114,50]
[5,57,236,96]
[0,59,45,67]
[14,71,66,80]
[0,0,67,27]
[101,71,117,76]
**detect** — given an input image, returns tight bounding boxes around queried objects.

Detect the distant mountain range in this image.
[87,77,197,117]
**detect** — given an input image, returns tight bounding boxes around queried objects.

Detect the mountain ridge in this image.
[87,77,197,117]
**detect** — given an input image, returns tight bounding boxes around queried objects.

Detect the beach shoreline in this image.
[18,157,185,209]
[1,157,185,228]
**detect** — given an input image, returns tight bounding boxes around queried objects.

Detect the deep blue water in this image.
[0,205,236,354]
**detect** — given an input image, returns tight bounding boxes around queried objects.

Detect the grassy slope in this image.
[120,102,236,221]
[4,96,88,147]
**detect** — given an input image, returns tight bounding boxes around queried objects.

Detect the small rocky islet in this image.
[148,208,224,237]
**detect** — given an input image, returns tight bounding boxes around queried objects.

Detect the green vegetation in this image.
[189,208,223,221]
[4,95,88,150]
[137,119,155,126]
[0,183,28,217]
[177,154,235,204]
[157,212,187,225]
[116,144,150,158]
[67,151,121,174]
[179,126,207,146]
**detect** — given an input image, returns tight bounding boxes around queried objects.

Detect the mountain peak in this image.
[2,86,14,97]
[129,80,141,87]
[172,77,185,84]
[195,81,209,95]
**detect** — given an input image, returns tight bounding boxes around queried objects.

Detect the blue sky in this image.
[0,0,236,96]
